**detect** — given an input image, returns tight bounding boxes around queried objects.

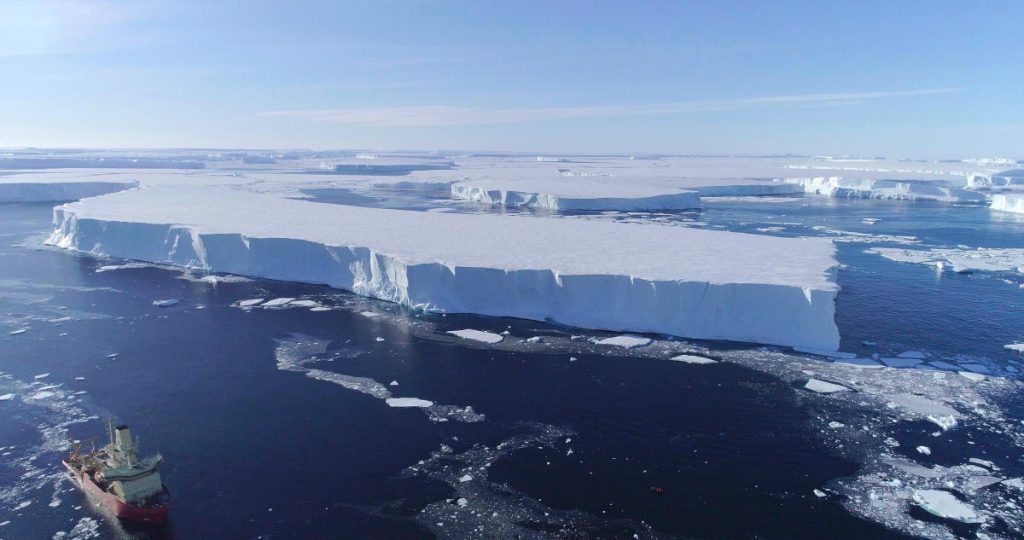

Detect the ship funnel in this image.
[114,424,133,453]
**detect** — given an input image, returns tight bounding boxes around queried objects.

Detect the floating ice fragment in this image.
[152,299,178,307]
[793,347,856,359]
[238,298,265,307]
[804,379,850,394]
[959,371,985,382]
[8,328,28,335]
[670,354,717,364]
[0,393,14,401]
[828,421,845,429]
[958,363,991,374]
[386,397,434,408]
[526,336,543,344]
[594,335,651,349]
[927,361,960,371]
[813,489,827,498]
[375,337,385,342]
[29,391,55,400]
[912,489,983,524]
[834,357,883,369]
[459,474,473,483]
[14,501,31,510]
[33,373,50,379]
[916,446,931,455]
[1004,343,1024,353]
[897,350,927,359]
[389,380,399,386]
[261,297,295,307]
[446,329,504,344]
[287,299,319,308]
[456,498,468,507]
[880,357,922,368]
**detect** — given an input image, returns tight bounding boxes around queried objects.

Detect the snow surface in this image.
[0,178,138,202]
[48,181,841,349]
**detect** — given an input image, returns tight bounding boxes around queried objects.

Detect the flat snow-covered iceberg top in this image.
[0,173,139,202]
[50,184,841,349]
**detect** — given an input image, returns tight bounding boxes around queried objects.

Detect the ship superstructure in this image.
[64,419,170,524]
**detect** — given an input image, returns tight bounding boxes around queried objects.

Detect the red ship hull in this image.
[63,461,170,524]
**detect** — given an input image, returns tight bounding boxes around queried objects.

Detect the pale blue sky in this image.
[1,0,1021,157]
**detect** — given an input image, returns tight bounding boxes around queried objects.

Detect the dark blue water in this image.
[2,199,1022,538]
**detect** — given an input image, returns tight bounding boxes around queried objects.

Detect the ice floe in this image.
[593,335,651,349]
[912,489,983,524]
[868,246,1024,274]
[670,354,717,364]
[447,329,504,344]
[804,379,850,394]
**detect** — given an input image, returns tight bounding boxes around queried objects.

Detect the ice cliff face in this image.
[991,194,1024,214]
[784,177,987,203]
[47,187,841,350]
[0,180,138,202]
[451,183,702,211]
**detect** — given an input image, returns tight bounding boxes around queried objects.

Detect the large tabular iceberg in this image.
[48,183,841,350]
[451,178,702,211]
[783,177,987,203]
[0,178,139,202]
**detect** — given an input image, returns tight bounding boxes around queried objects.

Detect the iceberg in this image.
[0,179,138,202]
[991,193,1024,214]
[593,335,652,349]
[912,489,983,524]
[451,179,702,211]
[783,176,986,203]
[48,183,842,349]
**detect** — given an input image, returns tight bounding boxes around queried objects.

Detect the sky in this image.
[0,0,1021,157]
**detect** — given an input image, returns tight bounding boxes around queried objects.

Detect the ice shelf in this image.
[48,182,841,349]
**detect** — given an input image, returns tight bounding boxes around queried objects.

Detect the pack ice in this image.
[47,182,841,350]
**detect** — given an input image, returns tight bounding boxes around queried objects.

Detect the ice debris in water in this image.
[1004,343,1024,353]
[593,335,651,349]
[261,297,295,307]
[8,328,28,335]
[0,393,14,401]
[386,397,434,408]
[238,298,264,307]
[446,329,504,344]
[794,347,856,359]
[916,446,932,455]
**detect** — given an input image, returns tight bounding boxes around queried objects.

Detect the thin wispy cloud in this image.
[257,88,961,128]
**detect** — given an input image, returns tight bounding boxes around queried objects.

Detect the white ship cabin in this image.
[98,424,164,504]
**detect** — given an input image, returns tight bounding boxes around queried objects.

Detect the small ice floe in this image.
[459,474,473,483]
[14,500,31,511]
[862,340,878,346]
[888,394,959,430]
[897,350,927,359]
[834,357,883,369]
[804,379,850,394]
[969,458,997,470]
[238,298,265,307]
[386,397,434,408]
[375,337,385,342]
[828,421,845,429]
[389,380,399,386]
[525,336,543,344]
[793,347,856,359]
[1004,343,1024,353]
[29,391,56,400]
[0,393,14,401]
[359,311,380,319]
[958,363,991,374]
[813,489,827,498]
[287,299,319,308]
[74,376,86,380]
[862,218,880,225]
[880,357,923,368]
[927,360,960,371]
[456,497,468,507]
[8,328,28,335]
[670,354,717,365]
[261,297,295,307]
[916,446,932,455]
[152,299,179,307]
[912,489,983,524]
[959,371,986,382]
[309,307,332,312]
[594,335,651,349]
[446,329,504,344]
[33,373,50,380]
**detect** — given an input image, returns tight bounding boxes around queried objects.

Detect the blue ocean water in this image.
[1,198,1021,539]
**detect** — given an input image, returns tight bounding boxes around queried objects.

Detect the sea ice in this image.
[804,379,850,394]
[594,335,651,349]
[868,246,1024,274]
[959,371,985,382]
[261,297,295,307]
[916,446,932,455]
[833,357,883,369]
[0,393,14,401]
[33,373,49,379]
[238,298,265,307]
[670,354,717,364]
[152,299,178,307]
[1003,343,1024,353]
[912,489,983,524]
[991,193,1024,214]
[897,350,927,359]
[386,397,434,408]
[447,329,504,344]
[8,328,27,335]
[880,357,923,368]
[793,347,856,359]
